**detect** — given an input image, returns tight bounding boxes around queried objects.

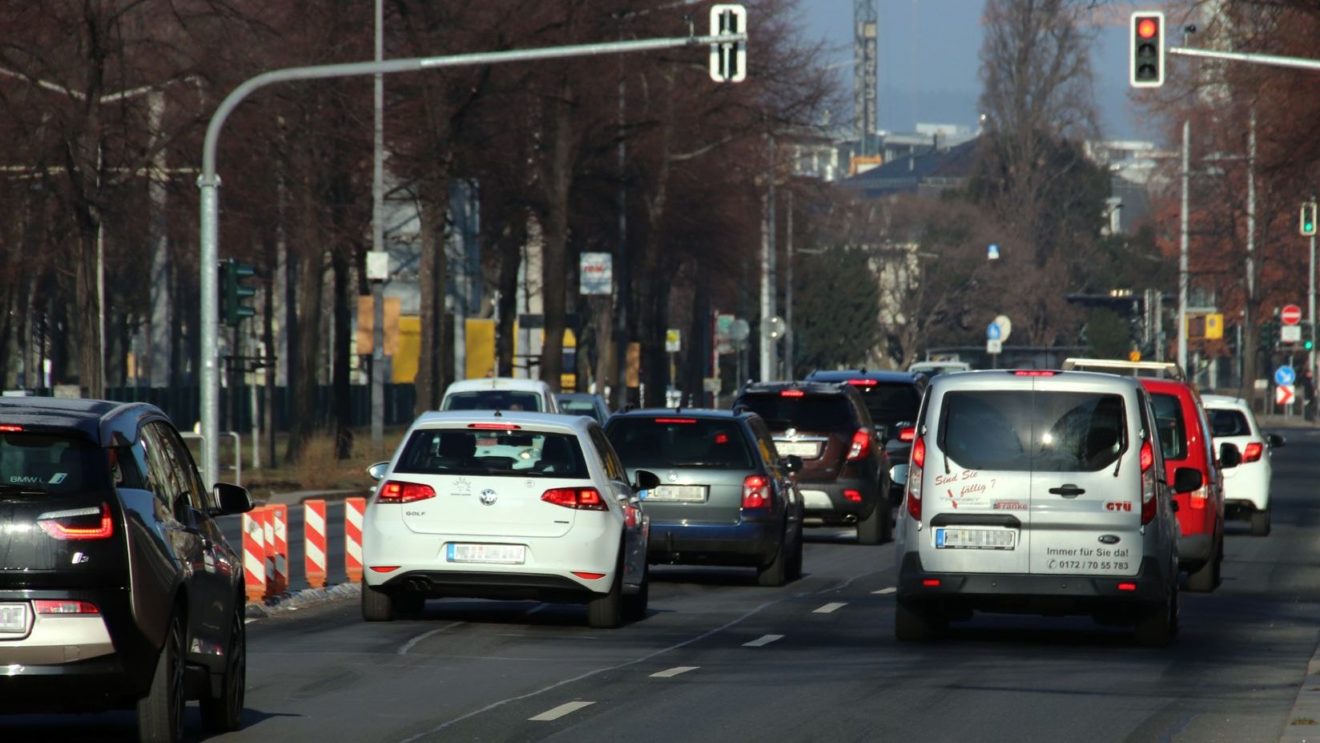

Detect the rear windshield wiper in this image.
[0,484,47,496]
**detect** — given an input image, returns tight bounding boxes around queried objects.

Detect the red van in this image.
[1141,378,1239,592]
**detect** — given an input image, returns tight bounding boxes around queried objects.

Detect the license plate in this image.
[0,603,28,634]
[776,441,820,458]
[800,490,834,509]
[446,543,526,565]
[647,485,708,503]
[934,527,1016,550]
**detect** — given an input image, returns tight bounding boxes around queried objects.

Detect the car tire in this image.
[894,601,944,642]
[788,524,805,581]
[857,501,885,545]
[362,582,398,622]
[757,538,789,587]
[587,564,625,629]
[200,604,246,733]
[1134,586,1178,647]
[1186,539,1221,593]
[623,564,649,622]
[1250,509,1271,537]
[137,613,185,743]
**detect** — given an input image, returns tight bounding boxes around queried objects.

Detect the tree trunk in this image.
[284,185,326,464]
[538,80,574,393]
[331,238,353,460]
[495,220,524,378]
[414,181,449,414]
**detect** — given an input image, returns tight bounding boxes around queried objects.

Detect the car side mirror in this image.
[213,482,254,515]
[1268,433,1286,448]
[634,469,661,492]
[782,455,804,473]
[366,461,390,481]
[889,463,909,488]
[1218,442,1242,469]
[1172,467,1202,494]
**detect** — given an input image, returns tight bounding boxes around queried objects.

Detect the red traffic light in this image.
[1136,17,1158,39]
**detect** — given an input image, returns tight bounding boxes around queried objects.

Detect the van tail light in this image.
[1242,442,1263,463]
[542,488,608,511]
[846,428,871,461]
[1189,486,1209,510]
[377,481,437,504]
[33,599,100,615]
[37,503,114,541]
[742,475,771,509]
[907,437,925,521]
[1139,440,1156,525]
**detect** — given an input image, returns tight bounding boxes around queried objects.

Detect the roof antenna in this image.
[493,409,503,417]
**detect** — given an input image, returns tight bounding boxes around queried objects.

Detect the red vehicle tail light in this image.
[0,424,22,432]
[1139,441,1154,473]
[846,428,871,461]
[846,379,878,387]
[921,578,940,588]
[780,389,805,398]
[1189,485,1209,510]
[1117,582,1137,592]
[843,489,862,503]
[1242,442,1263,463]
[37,503,113,541]
[541,487,608,511]
[742,475,771,509]
[654,418,697,424]
[1013,370,1056,377]
[907,437,925,521]
[898,426,916,442]
[369,566,400,573]
[467,423,521,431]
[1139,440,1156,525]
[377,481,437,504]
[572,571,606,580]
[33,599,100,615]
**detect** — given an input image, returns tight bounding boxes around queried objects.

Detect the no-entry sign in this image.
[1282,304,1303,326]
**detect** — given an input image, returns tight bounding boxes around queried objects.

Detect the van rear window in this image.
[1149,394,1187,460]
[0,433,107,494]
[939,391,1126,472]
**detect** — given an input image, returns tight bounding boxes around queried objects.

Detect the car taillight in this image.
[468,423,521,430]
[33,599,100,615]
[780,389,805,398]
[377,481,437,504]
[1013,370,1056,376]
[1140,440,1156,525]
[742,475,771,509]
[846,428,871,461]
[1189,485,1209,510]
[542,487,608,511]
[1243,442,1263,463]
[898,426,916,442]
[843,489,862,503]
[654,418,697,424]
[37,503,113,541]
[0,424,22,432]
[846,379,878,387]
[907,437,925,521]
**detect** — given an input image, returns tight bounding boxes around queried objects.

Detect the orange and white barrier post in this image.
[345,497,366,583]
[259,507,277,598]
[303,499,328,589]
[242,508,266,603]
[269,504,289,595]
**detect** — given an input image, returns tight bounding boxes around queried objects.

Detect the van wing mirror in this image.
[1172,467,1202,494]
[1218,442,1242,469]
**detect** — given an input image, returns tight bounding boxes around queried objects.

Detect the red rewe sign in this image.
[1282,304,1303,326]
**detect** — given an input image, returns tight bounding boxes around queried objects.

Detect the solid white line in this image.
[529,701,595,722]
[398,621,463,656]
[650,666,699,679]
[813,602,846,614]
[872,587,896,595]
[742,634,784,647]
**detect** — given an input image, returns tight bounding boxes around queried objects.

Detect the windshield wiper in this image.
[0,484,47,495]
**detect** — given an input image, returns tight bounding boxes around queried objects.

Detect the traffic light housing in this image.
[220,258,257,327]
[1305,323,1315,352]
[709,4,747,83]
[1130,12,1165,88]
[1302,201,1317,237]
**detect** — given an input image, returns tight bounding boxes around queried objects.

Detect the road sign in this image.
[993,315,1013,342]
[1277,384,1295,407]
[665,329,681,353]
[580,252,612,295]
[986,339,1002,355]
[987,322,1002,341]
[1275,365,1296,386]
[1129,350,1142,362]
[1283,325,1302,344]
[1281,304,1303,326]
[709,4,747,83]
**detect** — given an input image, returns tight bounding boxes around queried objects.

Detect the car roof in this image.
[0,397,165,446]
[408,410,589,434]
[1061,358,1187,381]
[443,378,552,394]
[1138,377,1196,396]
[1200,393,1249,409]
[738,380,857,396]
[929,369,1143,392]
[610,407,741,420]
[807,369,919,383]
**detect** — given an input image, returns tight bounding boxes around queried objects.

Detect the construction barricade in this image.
[303,499,328,589]
[345,496,366,583]
[242,507,266,603]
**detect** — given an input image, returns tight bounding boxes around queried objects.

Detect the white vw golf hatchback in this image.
[1202,393,1283,536]
[362,411,657,628]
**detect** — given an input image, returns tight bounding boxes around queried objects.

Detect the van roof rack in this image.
[1060,358,1186,381]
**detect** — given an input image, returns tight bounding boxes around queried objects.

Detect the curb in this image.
[245,582,361,620]
[1281,644,1320,742]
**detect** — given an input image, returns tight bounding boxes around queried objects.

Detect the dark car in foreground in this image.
[606,409,804,586]
[0,397,254,741]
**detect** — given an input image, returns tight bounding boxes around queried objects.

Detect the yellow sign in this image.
[1205,312,1223,340]
[1128,349,1142,362]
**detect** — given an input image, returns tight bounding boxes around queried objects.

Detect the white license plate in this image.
[776,441,820,458]
[647,485,708,503]
[0,603,28,634]
[800,490,834,509]
[446,543,526,565]
[934,527,1017,550]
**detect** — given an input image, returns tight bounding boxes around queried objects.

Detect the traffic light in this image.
[1302,201,1317,237]
[220,258,257,327]
[1130,12,1165,88]
[708,4,747,83]
[1305,323,1315,352]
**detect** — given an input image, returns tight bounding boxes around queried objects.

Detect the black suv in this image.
[0,397,253,740]
[733,382,891,544]
[606,409,804,586]
[806,369,926,505]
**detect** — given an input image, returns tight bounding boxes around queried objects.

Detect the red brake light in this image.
[654,418,697,424]
[1137,17,1158,39]
[1013,370,1056,377]
[898,426,916,442]
[541,487,608,511]
[572,571,606,580]
[0,424,22,432]
[921,578,941,588]
[846,379,878,387]
[377,481,437,504]
[912,436,926,469]
[369,565,400,573]
[1139,440,1157,525]
[907,437,925,521]
[1139,441,1154,473]
[780,389,805,398]
[846,428,871,461]
[37,503,113,541]
[742,475,771,509]
[1117,582,1138,592]
[843,489,862,503]
[33,599,100,615]
[467,423,521,431]
[1243,442,1263,463]
[714,433,730,444]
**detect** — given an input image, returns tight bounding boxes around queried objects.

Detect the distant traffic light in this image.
[1130,12,1165,88]
[220,258,257,327]
[708,4,747,83]
[1302,200,1317,237]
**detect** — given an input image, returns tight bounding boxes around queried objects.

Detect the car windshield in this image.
[442,391,542,412]
[0,432,108,494]
[393,429,586,477]
[606,418,754,470]
[938,391,1126,472]
[1208,408,1251,437]
[1149,393,1188,460]
[737,394,855,433]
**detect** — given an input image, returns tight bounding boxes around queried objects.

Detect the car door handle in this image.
[1048,484,1085,498]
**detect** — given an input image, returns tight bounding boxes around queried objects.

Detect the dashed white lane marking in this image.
[872,587,897,595]
[743,634,784,647]
[650,666,699,679]
[813,602,846,614]
[529,701,595,721]
[398,622,464,656]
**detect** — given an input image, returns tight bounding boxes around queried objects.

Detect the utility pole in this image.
[370,0,385,451]
[1178,119,1189,373]
[759,134,777,381]
[1245,110,1257,392]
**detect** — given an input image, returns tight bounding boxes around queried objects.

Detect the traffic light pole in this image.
[1310,230,1316,383]
[1169,46,1320,74]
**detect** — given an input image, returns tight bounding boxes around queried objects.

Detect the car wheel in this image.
[1134,586,1177,647]
[1186,549,1218,593]
[788,524,805,581]
[894,601,944,642]
[587,564,625,629]
[623,563,649,622]
[1250,509,1271,537]
[362,582,398,622]
[137,613,185,743]
[757,538,789,587]
[857,501,885,545]
[201,603,246,733]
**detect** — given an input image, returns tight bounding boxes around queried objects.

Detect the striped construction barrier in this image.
[258,507,277,599]
[268,504,289,596]
[303,499,328,589]
[345,496,366,583]
[242,509,266,603]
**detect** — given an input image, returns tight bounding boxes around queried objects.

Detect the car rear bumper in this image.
[647,519,780,567]
[896,551,1171,615]
[373,569,609,603]
[1225,498,1266,518]
[797,476,878,524]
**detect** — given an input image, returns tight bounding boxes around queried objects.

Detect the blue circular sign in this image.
[1275,365,1296,386]
[987,322,1002,341]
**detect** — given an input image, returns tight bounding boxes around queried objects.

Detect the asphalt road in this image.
[6,427,1320,742]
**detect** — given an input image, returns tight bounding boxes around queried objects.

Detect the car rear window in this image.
[393,429,586,477]
[851,382,921,427]
[736,394,855,433]
[606,418,754,470]
[0,432,108,494]
[1208,408,1251,437]
[938,391,1126,472]
[558,400,603,421]
[442,391,542,412]
[1149,393,1188,460]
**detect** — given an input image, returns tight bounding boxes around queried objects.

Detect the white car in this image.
[440,377,560,413]
[1202,394,1284,536]
[362,411,656,628]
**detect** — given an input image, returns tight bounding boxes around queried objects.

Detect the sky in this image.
[796,0,1155,142]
